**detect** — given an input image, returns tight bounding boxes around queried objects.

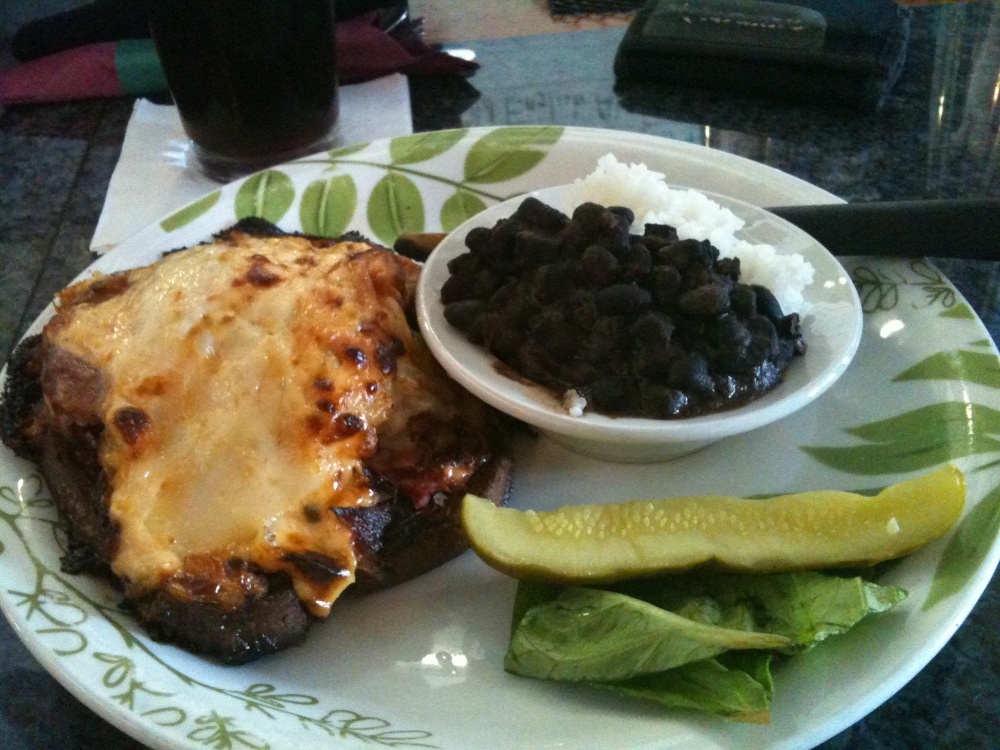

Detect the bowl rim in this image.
[415,183,864,446]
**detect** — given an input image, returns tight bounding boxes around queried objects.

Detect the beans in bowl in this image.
[440,197,806,419]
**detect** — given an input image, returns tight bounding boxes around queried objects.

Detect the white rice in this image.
[564,154,814,314]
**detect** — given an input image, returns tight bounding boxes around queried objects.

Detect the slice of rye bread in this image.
[0,222,514,664]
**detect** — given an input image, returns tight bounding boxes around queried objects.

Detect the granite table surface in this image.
[2,3,1000,749]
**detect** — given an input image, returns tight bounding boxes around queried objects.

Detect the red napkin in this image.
[0,12,476,106]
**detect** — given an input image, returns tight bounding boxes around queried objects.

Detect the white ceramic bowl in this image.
[416,184,863,462]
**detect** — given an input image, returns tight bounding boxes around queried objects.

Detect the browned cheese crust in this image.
[0,222,512,664]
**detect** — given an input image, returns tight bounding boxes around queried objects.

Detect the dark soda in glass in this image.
[147,0,339,181]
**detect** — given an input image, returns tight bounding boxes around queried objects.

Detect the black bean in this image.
[630,311,674,349]
[585,316,625,364]
[714,314,752,349]
[564,289,599,329]
[529,310,577,360]
[753,360,783,391]
[752,284,784,322]
[557,220,592,254]
[621,242,652,281]
[669,353,714,394]
[517,340,563,386]
[440,273,477,303]
[730,283,756,317]
[596,283,652,314]
[590,376,628,412]
[499,292,542,329]
[486,280,519,312]
[443,268,502,303]
[634,343,677,380]
[747,315,780,365]
[714,374,738,400]
[608,205,635,225]
[463,316,486,345]
[640,382,688,418]
[464,225,492,253]
[778,312,802,338]
[514,229,562,270]
[469,268,502,300]
[650,265,682,307]
[775,337,795,367]
[660,238,716,271]
[573,203,630,253]
[447,251,479,277]
[714,342,751,374]
[443,299,485,333]
[747,314,777,338]
[485,219,521,261]
[644,224,679,244]
[677,283,731,317]
[560,360,596,386]
[485,325,523,362]
[571,202,610,230]
[581,245,620,288]
[747,333,777,366]
[715,256,741,282]
[513,196,570,232]
[533,263,575,303]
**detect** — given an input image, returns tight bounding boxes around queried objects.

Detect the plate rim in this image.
[1,124,997,750]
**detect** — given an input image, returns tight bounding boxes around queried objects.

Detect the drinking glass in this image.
[147,0,340,181]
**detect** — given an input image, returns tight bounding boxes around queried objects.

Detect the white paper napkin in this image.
[92,73,413,253]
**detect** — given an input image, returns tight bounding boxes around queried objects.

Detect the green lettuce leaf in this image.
[505,586,790,683]
[505,572,906,722]
[614,571,907,651]
[597,652,774,724]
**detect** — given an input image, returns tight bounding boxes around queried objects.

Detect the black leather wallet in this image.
[613,0,912,110]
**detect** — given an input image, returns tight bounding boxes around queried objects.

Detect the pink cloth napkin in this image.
[0,13,476,105]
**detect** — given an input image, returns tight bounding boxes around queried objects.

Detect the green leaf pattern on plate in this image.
[941,303,976,320]
[924,482,1000,609]
[188,712,270,749]
[160,128,564,248]
[463,126,564,184]
[327,142,369,158]
[367,173,425,245]
[160,191,221,232]
[389,130,468,165]
[802,402,1000,475]
[299,175,357,237]
[851,260,957,313]
[894,349,1000,387]
[0,478,440,749]
[804,262,1000,608]
[440,190,488,232]
[235,170,295,224]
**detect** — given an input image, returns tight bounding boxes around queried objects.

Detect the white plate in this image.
[2,126,999,750]
[417,183,863,462]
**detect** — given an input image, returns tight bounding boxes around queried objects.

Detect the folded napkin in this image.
[91,73,413,253]
[0,12,476,106]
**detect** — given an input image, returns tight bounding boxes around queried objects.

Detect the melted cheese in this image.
[46,234,457,616]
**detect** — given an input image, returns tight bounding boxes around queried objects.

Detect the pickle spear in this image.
[462,465,965,582]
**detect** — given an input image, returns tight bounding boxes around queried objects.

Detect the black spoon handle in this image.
[767,198,1000,260]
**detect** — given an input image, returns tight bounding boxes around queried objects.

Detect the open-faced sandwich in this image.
[0,219,512,664]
